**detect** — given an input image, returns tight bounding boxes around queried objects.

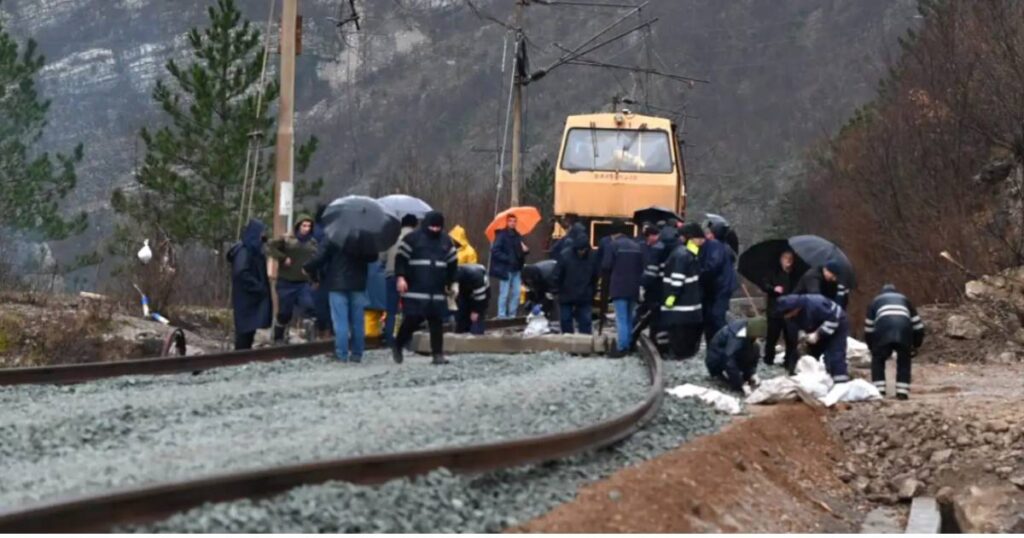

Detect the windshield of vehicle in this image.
[560,128,673,173]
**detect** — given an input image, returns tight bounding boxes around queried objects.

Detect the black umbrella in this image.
[704,213,740,254]
[738,239,811,293]
[377,194,432,219]
[789,235,856,289]
[633,206,681,225]
[322,196,401,255]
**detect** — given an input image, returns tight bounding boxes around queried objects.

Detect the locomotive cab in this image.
[552,111,686,247]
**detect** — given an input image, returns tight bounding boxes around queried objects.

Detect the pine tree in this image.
[522,159,555,214]
[0,4,86,239]
[111,0,321,253]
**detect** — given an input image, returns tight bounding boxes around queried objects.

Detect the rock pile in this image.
[830,400,1024,507]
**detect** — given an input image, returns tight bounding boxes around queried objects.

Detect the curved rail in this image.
[0,318,525,387]
[0,336,664,532]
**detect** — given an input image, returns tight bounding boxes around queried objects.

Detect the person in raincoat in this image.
[228,219,272,350]
[364,257,388,338]
[776,293,850,382]
[865,284,925,400]
[700,221,739,347]
[449,225,478,265]
[705,318,766,393]
[659,222,705,360]
[393,211,459,365]
[266,213,318,343]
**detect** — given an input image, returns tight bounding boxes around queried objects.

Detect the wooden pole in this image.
[509,0,525,207]
[274,0,297,242]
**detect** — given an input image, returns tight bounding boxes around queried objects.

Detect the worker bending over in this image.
[454,263,490,335]
[776,294,850,383]
[865,284,925,400]
[705,318,766,394]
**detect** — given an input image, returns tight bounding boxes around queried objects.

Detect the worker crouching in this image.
[865,284,925,400]
[393,211,458,365]
[454,263,490,335]
[776,293,850,383]
[705,318,766,394]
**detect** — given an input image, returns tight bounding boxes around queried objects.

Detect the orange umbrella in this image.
[485,206,542,242]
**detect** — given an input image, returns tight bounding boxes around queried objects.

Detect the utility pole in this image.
[274,0,298,241]
[509,0,526,207]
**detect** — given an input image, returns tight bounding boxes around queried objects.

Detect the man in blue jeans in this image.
[490,214,529,319]
[303,232,379,362]
[602,221,645,356]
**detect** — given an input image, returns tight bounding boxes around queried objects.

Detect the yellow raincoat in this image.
[449,225,479,265]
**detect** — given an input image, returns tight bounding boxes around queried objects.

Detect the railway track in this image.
[0,326,665,532]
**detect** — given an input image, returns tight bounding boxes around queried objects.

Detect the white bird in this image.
[137,239,153,265]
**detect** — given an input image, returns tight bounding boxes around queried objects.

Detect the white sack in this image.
[666,383,743,415]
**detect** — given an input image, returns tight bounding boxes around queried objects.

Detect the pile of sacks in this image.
[746,355,881,407]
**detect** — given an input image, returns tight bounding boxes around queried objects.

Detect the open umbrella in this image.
[633,206,681,225]
[322,195,401,254]
[705,213,740,254]
[738,239,811,293]
[377,194,432,219]
[738,235,855,293]
[789,235,856,289]
[485,206,542,243]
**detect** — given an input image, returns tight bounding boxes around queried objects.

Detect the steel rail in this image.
[0,336,664,533]
[0,318,525,387]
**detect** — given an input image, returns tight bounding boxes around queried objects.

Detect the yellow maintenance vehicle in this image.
[552,110,686,246]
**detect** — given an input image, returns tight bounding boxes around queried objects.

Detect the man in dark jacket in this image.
[383,214,419,344]
[228,219,272,350]
[660,222,705,360]
[602,222,645,355]
[267,213,318,343]
[311,205,332,338]
[393,211,459,365]
[776,294,851,382]
[490,214,529,319]
[865,284,925,400]
[522,259,559,316]
[304,231,380,362]
[700,222,739,347]
[706,318,766,392]
[794,262,849,309]
[554,235,598,334]
[631,224,663,348]
[550,218,585,261]
[762,249,799,366]
[455,263,490,335]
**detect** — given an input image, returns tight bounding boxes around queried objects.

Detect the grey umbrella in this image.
[323,196,401,255]
[789,234,856,289]
[377,194,433,219]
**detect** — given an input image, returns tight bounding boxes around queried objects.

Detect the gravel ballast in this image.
[127,357,782,533]
[0,351,649,508]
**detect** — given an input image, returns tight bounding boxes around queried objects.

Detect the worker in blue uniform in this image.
[705,317,767,393]
[776,293,851,383]
[865,284,925,400]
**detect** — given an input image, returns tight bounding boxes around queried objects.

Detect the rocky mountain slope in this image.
[2,0,917,286]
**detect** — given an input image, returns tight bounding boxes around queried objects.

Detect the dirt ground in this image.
[519,354,1024,533]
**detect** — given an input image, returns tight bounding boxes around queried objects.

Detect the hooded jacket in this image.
[456,263,490,315]
[395,218,458,317]
[699,238,739,303]
[227,219,272,333]
[554,236,599,305]
[449,225,479,265]
[522,259,559,306]
[267,213,318,282]
[775,293,847,341]
[550,222,587,262]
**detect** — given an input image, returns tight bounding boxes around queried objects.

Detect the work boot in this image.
[272,325,287,344]
[391,344,404,364]
[431,354,450,365]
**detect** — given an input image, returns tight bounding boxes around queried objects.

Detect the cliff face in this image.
[2,0,916,284]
